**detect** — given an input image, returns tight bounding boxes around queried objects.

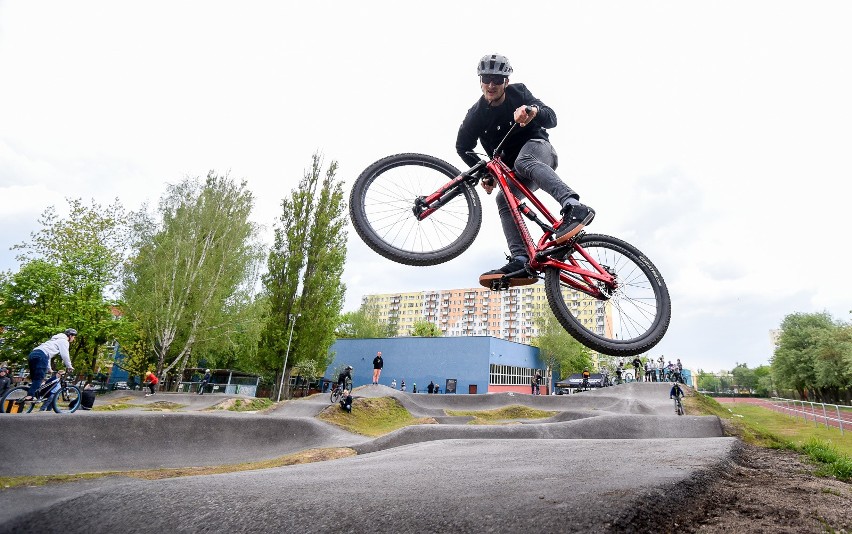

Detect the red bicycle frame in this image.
[417,156,617,299]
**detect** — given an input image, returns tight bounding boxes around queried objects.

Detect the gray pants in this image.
[496,139,578,258]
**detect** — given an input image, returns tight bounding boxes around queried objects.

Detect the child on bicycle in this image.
[22,329,76,402]
[456,53,595,287]
[670,382,684,400]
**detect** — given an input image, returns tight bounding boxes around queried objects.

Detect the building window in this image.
[489,363,541,386]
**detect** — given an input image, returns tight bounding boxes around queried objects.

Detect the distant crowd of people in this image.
[615,356,684,384]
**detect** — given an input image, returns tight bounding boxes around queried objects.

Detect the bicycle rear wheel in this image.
[53,385,82,413]
[0,386,36,413]
[349,153,482,266]
[330,389,341,404]
[544,233,671,356]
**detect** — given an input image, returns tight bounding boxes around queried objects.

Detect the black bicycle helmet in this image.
[64,328,78,337]
[345,365,353,370]
[477,54,513,76]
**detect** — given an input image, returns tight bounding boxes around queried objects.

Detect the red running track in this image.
[716,397,851,431]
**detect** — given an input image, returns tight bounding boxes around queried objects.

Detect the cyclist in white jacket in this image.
[24,329,76,400]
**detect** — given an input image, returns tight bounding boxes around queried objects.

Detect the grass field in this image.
[317,397,435,437]
[687,393,852,481]
[445,405,557,424]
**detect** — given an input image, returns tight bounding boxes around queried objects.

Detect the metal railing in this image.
[769,397,848,434]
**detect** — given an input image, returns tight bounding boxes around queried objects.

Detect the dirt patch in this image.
[624,422,852,533]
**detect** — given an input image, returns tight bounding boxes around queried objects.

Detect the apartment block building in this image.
[361,283,610,367]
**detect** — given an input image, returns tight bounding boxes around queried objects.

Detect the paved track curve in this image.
[0,382,734,533]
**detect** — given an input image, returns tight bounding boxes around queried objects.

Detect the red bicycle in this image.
[349,117,671,356]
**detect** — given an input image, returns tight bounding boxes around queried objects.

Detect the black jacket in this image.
[373,356,383,370]
[456,83,556,169]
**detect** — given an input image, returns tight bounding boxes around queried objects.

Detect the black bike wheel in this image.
[53,385,81,413]
[330,390,341,404]
[349,153,482,266]
[544,233,671,356]
[0,386,36,413]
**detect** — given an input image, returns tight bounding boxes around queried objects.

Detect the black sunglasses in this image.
[480,75,507,85]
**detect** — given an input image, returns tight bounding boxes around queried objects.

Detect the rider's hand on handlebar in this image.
[514,105,538,127]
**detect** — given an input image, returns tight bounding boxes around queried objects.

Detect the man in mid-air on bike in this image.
[21,329,76,402]
[456,53,595,287]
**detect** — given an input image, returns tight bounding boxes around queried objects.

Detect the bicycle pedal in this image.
[489,279,511,291]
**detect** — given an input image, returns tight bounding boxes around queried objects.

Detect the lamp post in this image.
[277,313,301,402]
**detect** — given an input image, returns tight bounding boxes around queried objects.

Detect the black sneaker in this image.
[553,202,595,244]
[479,257,537,288]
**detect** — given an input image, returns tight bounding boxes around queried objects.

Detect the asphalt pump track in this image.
[0,382,735,533]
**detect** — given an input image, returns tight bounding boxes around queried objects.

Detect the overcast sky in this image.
[2,1,850,373]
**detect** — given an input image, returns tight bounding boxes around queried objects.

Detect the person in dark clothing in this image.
[0,367,11,398]
[372,352,383,385]
[427,381,435,394]
[339,389,353,413]
[198,369,212,395]
[632,357,642,382]
[80,381,97,410]
[456,53,594,287]
[337,366,353,392]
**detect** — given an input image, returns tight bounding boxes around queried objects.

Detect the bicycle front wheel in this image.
[0,386,36,413]
[53,385,81,413]
[544,233,671,356]
[349,153,482,266]
[330,390,341,404]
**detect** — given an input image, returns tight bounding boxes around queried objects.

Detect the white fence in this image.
[769,397,848,434]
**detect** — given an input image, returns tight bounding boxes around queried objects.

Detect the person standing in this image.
[427,381,435,394]
[0,367,11,398]
[144,371,159,397]
[400,379,406,392]
[372,351,384,385]
[198,369,211,395]
[22,329,76,402]
[412,382,417,394]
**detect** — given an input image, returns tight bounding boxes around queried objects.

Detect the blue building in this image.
[325,336,556,394]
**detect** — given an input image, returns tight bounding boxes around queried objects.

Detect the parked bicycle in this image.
[1,370,82,413]
[349,113,671,356]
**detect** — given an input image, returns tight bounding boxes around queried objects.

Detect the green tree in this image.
[260,154,348,399]
[337,303,392,338]
[696,370,721,393]
[411,320,442,337]
[812,324,852,403]
[753,365,774,397]
[772,312,834,400]
[121,172,263,384]
[0,198,128,373]
[532,311,593,391]
[731,363,757,393]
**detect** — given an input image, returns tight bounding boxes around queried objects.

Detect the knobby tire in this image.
[544,233,671,356]
[349,153,482,266]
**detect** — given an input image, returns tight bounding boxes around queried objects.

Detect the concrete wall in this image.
[325,336,543,394]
